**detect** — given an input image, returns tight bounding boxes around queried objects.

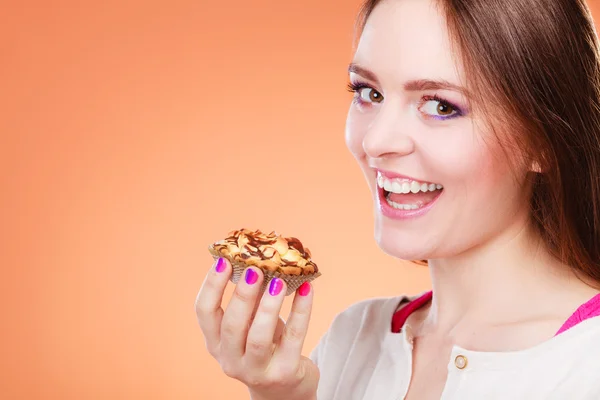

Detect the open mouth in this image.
[377,172,444,210]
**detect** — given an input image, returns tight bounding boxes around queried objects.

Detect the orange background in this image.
[2,1,598,399]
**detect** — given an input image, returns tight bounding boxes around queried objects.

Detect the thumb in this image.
[297,355,320,390]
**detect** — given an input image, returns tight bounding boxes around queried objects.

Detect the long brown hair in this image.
[355,0,600,284]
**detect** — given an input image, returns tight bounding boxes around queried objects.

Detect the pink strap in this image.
[555,292,600,335]
[390,291,600,336]
[391,291,433,333]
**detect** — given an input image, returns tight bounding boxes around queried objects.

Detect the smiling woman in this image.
[196,0,600,399]
[346,0,600,277]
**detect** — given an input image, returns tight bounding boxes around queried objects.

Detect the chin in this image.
[373,218,436,261]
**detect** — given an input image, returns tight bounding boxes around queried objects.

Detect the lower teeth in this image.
[385,193,425,210]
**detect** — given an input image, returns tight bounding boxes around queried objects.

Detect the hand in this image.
[195,257,319,400]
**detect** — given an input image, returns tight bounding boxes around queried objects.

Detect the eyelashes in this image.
[346,81,375,101]
[346,81,370,93]
[346,81,465,120]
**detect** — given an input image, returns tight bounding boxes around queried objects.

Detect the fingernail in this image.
[245,268,258,285]
[298,282,310,296]
[215,258,226,273]
[269,278,283,296]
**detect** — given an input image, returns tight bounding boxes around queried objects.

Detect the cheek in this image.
[427,130,501,186]
[434,132,520,213]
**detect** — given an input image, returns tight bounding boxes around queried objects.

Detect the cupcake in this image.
[208,228,321,296]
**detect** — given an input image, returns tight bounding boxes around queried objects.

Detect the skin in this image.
[195,261,319,400]
[347,0,599,398]
[197,0,599,398]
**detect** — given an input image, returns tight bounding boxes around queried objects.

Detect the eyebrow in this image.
[347,63,468,95]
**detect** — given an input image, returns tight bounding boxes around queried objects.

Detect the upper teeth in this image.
[377,174,443,194]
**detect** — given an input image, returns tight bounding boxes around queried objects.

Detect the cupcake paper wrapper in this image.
[209,246,321,296]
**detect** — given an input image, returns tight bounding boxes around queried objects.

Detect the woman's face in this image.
[346,0,531,260]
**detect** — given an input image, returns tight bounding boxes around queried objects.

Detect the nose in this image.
[362,100,416,160]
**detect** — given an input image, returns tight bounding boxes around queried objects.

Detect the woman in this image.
[195,0,600,398]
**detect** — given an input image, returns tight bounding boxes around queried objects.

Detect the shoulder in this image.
[309,294,411,364]
[329,295,409,333]
[316,292,429,338]
[554,316,600,355]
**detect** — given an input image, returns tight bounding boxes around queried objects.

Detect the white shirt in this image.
[309,295,600,399]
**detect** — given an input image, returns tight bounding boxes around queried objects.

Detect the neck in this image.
[425,216,598,333]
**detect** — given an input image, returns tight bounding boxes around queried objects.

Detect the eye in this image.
[422,100,455,116]
[419,95,461,119]
[347,82,384,104]
[358,87,384,103]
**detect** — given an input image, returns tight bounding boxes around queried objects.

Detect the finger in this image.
[195,257,231,356]
[248,292,281,329]
[273,281,313,365]
[220,266,264,361]
[245,277,286,368]
[249,291,263,324]
[274,317,285,343]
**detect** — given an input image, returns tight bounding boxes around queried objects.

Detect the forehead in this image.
[354,0,465,86]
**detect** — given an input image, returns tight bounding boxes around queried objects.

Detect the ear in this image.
[530,160,542,173]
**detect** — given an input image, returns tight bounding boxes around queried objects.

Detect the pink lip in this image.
[376,180,444,220]
[377,169,436,185]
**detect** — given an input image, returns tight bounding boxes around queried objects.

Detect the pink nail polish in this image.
[269,278,283,296]
[215,258,226,273]
[298,282,310,296]
[245,268,258,285]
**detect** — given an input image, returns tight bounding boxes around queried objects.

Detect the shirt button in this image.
[455,355,468,369]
